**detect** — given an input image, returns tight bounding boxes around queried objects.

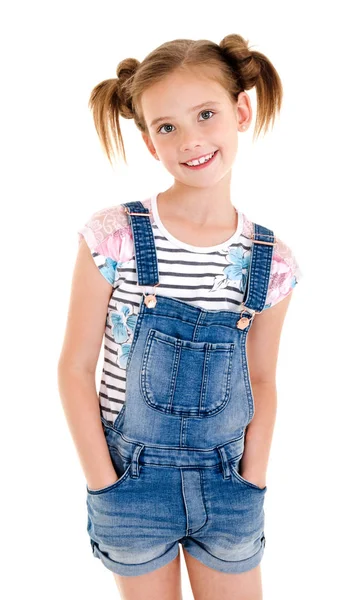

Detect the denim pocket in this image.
[140,328,234,417]
[229,457,267,493]
[86,445,131,495]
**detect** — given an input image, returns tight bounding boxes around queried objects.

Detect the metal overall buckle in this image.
[250,232,277,246]
[124,206,159,308]
[123,206,152,217]
[236,309,256,330]
[236,232,277,328]
[143,283,160,308]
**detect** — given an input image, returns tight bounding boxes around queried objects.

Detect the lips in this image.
[181,150,217,165]
[181,149,219,169]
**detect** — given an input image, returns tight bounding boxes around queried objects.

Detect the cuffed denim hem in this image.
[181,534,265,574]
[90,538,179,576]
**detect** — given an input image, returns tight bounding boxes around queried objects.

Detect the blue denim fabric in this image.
[86,201,275,576]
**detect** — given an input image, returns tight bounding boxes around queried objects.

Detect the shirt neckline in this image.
[150,192,243,253]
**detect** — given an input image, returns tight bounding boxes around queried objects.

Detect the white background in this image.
[2,1,358,598]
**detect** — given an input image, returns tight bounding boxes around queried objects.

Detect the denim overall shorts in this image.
[86,201,276,576]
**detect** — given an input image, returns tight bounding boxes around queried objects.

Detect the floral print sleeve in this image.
[264,236,303,310]
[77,204,134,287]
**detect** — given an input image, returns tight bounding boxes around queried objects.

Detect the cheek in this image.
[217,117,235,135]
[219,120,239,145]
[154,136,172,151]
[211,120,235,146]
[157,142,178,162]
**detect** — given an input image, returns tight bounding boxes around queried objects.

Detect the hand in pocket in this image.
[86,468,119,492]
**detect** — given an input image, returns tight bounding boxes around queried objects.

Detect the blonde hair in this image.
[89,34,283,166]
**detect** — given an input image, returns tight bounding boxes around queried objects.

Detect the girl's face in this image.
[141,68,252,189]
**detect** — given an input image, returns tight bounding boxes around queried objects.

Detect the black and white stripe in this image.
[99,222,253,423]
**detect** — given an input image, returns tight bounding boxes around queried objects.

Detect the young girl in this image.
[58,33,302,600]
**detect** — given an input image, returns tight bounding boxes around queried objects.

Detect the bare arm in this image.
[57,238,118,490]
[240,291,293,488]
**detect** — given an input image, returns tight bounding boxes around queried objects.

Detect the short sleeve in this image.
[77,204,133,287]
[263,237,303,310]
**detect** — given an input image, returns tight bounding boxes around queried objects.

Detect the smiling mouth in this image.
[181,150,219,168]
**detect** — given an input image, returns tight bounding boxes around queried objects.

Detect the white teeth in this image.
[185,151,215,166]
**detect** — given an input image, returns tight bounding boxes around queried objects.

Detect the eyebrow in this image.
[149,101,222,128]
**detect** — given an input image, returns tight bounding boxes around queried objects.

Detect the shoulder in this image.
[242,213,303,310]
[77,204,130,257]
[77,198,152,287]
[77,198,152,260]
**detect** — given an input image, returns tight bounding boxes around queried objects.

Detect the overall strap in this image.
[122,201,159,286]
[241,223,276,314]
[122,202,276,315]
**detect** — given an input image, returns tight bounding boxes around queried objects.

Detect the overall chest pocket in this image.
[140,328,234,417]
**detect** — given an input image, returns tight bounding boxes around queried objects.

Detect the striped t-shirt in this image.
[78,192,302,424]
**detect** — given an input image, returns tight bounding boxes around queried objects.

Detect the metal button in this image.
[144,294,157,308]
[236,317,250,329]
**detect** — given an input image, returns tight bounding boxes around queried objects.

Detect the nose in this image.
[179,128,204,154]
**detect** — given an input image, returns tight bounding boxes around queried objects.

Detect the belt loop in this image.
[217,446,231,480]
[130,444,145,478]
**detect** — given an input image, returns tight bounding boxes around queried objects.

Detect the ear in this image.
[235,91,252,132]
[141,133,158,160]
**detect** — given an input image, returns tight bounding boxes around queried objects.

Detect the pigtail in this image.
[219,34,283,139]
[89,34,283,167]
[88,57,140,166]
